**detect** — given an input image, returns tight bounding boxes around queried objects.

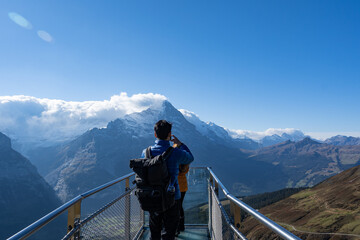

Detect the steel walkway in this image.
[139,227,209,240]
[8,167,301,240]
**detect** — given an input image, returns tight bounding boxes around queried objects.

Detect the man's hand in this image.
[171,135,182,146]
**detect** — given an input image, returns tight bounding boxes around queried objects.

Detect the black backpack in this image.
[129,146,175,212]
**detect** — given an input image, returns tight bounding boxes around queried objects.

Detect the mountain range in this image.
[26,101,360,204]
[33,101,287,202]
[181,109,360,148]
[247,137,360,188]
[325,135,360,146]
[179,109,306,148]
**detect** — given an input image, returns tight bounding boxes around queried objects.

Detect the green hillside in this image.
[241,165,360,240]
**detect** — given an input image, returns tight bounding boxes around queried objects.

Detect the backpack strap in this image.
[145,147,152,158]
[161,147,174,161]
[162,147,175,188]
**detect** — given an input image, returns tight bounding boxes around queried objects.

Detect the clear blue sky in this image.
[1,0,359,134]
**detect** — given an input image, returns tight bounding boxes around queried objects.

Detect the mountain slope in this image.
[41,101,288,202]
[247,137,360,188]
[0,132,63,239]
[241,164,360,240]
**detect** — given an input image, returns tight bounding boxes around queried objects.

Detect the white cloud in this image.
[227,128,304,141]
[0,93,167,145]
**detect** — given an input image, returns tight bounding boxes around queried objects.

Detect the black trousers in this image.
[149,200,180,240]
[178,192,186,231]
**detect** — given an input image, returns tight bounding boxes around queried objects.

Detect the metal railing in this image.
[207,167,301,240]
[8,173,139,240]
[8,167,302,240]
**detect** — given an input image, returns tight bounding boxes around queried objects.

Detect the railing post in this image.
[125,177,131,240]
[141,210,145,227]
[208,175,213,239]
[214,181,219,197]
[230,201,241,231]
[67,200,81,240]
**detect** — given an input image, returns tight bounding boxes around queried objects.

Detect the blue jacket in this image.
[141,139,194,200]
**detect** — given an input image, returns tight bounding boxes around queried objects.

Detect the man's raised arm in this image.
[171,135,194,165]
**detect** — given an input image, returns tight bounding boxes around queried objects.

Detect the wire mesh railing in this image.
[63,188,143,240]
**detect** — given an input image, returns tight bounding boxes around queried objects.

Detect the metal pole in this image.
[125,178,131,240]
[208,177,213,239]
[230,201,241,230]
[214,181,219,197]
[141,209,145,226]
[67,200,81,240]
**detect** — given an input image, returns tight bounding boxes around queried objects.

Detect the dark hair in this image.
[154,120,172,140]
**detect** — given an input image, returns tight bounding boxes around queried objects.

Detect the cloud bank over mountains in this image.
[228,128,305,141]
[0,93,166,144]
[1,93,357,147]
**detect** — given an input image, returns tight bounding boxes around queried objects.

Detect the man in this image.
[141,120,194,240]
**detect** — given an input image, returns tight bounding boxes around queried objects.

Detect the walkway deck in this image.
[140,226,210,240]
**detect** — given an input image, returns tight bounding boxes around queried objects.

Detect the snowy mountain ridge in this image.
[179,109,306,145]
[179,109,230,140]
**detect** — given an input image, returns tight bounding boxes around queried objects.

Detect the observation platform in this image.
[8,167,301,240]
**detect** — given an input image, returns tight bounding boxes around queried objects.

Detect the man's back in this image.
[141,139,194,200]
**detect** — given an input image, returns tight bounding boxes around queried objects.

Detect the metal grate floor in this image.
[139,226,210,240]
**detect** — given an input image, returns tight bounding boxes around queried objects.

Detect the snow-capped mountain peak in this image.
[178,109,306,147]
[179,109,210,135]
[179,109,229,140]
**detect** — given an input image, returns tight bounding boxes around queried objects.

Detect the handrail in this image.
[81,172,134,198]
[7,196,82,240]
[207,167,301,240]
[8,172,135,240]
